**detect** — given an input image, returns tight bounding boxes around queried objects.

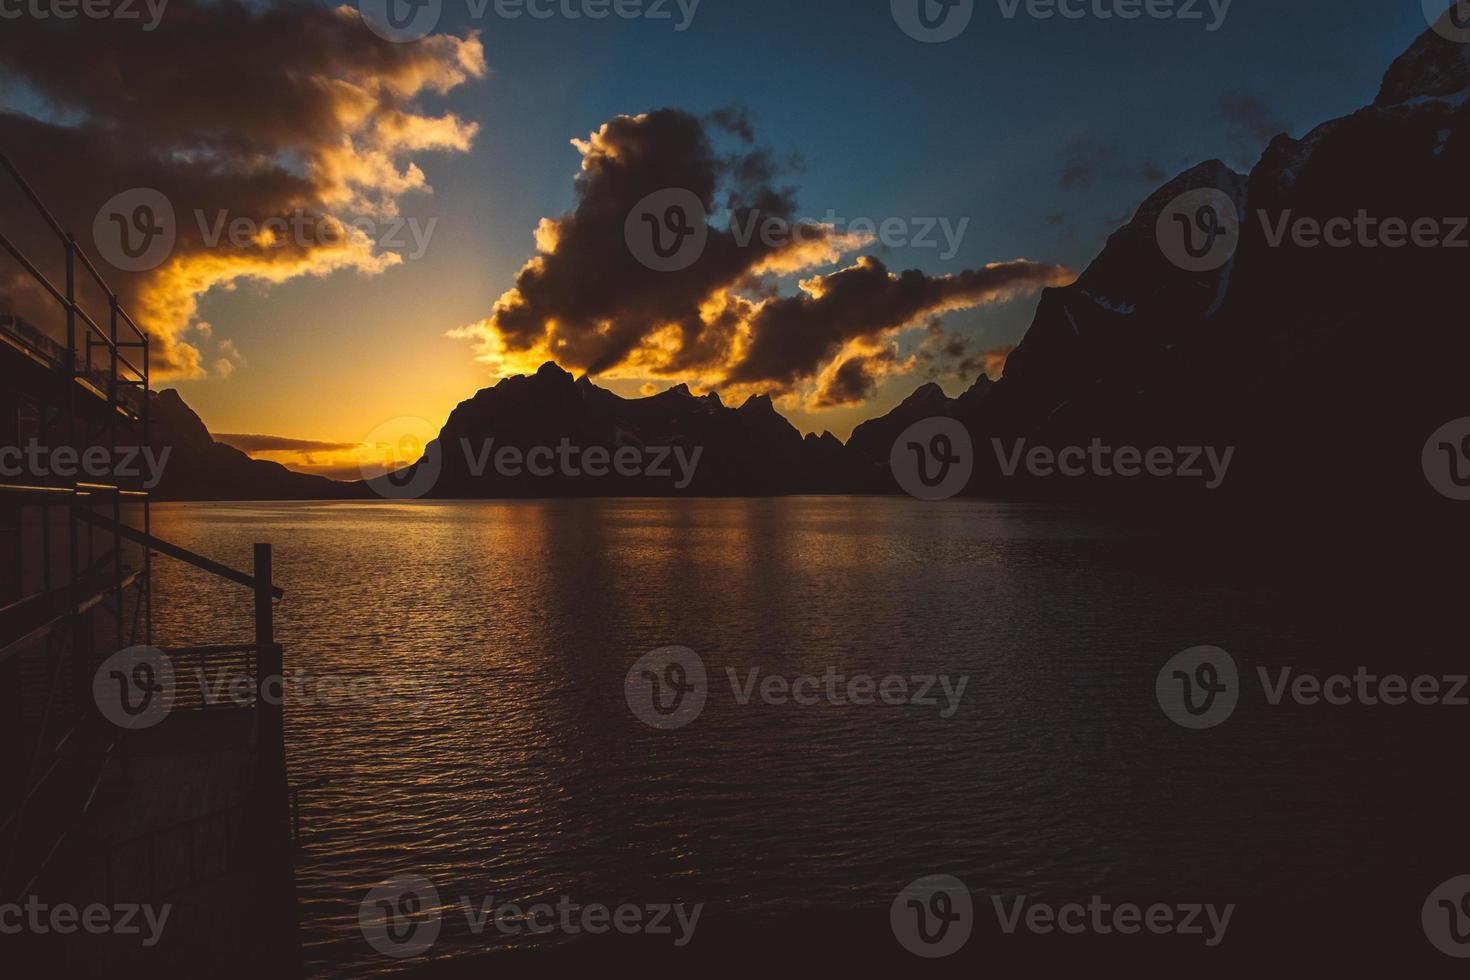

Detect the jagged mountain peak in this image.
[151,388,214,451]
[534,360,575,382]
[1377,15,1470,107]
[1127,159,1245,228]
[897,382,951,412]
[956,374,995,408]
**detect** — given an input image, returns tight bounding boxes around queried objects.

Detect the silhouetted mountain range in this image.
[151,22,1470,519]
[148,389,356,501]
[953,22,1469,518]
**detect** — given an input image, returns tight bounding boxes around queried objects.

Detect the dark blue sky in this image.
[180,0,1425,443]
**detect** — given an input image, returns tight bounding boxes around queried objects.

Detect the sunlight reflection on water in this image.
[146,497,1366,977]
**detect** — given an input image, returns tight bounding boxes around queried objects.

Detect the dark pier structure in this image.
[0,153,300,975]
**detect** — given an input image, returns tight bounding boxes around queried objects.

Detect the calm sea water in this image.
[143,498,1408,976]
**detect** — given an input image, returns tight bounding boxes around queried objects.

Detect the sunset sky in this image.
[0,0,1420,478]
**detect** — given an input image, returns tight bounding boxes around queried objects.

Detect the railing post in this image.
[253,543,275,673]
[64,236,77,621]
[143,334,151,644]
[251,541,299,971]
[253,543,282,778]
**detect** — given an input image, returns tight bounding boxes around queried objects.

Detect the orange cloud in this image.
[0,0,485,378]
[452,108,1074,406]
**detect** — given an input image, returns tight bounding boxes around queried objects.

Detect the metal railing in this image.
[0,150,149,392]
[2,539,285,902]
[0,151,298,968]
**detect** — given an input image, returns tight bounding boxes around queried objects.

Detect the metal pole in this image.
[254,544,274,657]
[108,288,122,650]
[143,337,152,645]
[64,238,76,619]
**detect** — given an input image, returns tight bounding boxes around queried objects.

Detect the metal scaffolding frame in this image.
[0,151,295,966]
[0,150,156,894]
